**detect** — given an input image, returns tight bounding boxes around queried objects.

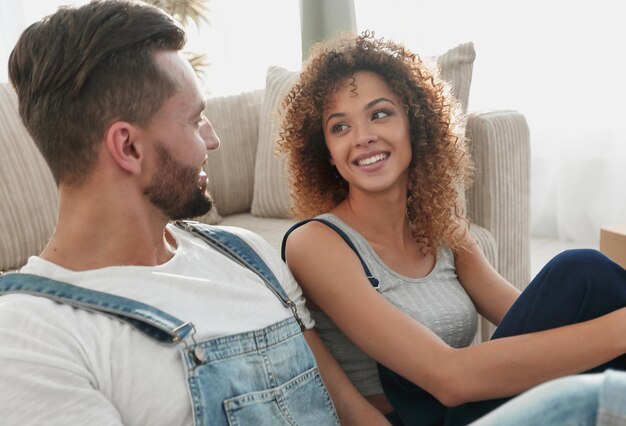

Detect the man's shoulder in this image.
[0,288,138,365]
[0,282,127,334]
[0,291,85,336]
[0,291,59,310]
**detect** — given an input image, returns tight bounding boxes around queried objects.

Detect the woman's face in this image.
[322,71,412,195]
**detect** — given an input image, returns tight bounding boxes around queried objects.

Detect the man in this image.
[0,1,387,424]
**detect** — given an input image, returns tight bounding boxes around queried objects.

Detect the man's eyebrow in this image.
[324,97,396,127]
[191,100,206,118]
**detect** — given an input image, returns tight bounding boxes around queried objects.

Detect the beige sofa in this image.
[0,42,530,341]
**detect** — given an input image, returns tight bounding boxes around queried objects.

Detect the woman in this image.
[278,32,626,425]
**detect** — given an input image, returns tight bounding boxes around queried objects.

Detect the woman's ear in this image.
[330,157,335,166]
[105,121,143,175]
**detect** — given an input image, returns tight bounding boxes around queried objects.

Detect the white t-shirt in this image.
[0,225,313,426]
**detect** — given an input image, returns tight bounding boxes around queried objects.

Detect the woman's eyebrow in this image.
[365,97,395,110]
[325,97,396,127]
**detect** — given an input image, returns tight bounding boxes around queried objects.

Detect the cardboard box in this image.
[600,223,626,269]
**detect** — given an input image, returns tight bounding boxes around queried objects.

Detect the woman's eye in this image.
[330,123,349,134]
[372,109,391,120]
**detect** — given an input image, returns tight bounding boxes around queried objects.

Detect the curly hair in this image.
[277,31,474,253]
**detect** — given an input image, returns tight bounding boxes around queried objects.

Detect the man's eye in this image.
[196,112,207,126]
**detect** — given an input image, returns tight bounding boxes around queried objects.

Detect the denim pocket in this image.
[223,367,339,426]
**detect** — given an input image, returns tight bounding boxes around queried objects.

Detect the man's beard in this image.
[144,143,213,220]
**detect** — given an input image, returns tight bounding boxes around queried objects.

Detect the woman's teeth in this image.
[356,153,388,166]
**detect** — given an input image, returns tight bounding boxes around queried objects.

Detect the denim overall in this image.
[0,221,339,426]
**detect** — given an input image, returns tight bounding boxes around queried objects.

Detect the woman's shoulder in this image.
[437,244,455,264]
[286,214,358,247]
[284,214,360,260]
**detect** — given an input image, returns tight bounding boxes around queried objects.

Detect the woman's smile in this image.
[353,151,390,167]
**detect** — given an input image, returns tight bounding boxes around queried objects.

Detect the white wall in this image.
[2,0,624,242]
[356,0,626,243]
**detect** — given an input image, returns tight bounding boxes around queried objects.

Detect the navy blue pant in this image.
[381,249,626,426]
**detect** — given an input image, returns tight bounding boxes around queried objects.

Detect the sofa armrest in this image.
[469,223,499,342]
[466,110,531,291]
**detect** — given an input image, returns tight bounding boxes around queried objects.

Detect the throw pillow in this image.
[251,43,476,219]
[250,67,299,218]
[194,89,264,225]
[434,42,475,113]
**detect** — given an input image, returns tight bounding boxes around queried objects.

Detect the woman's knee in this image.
[534,248,626,316]
[513,249,621,323]
[546,249,609,275]
[538,249,620,292]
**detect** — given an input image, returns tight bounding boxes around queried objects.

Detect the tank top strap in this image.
[282,218,380,290]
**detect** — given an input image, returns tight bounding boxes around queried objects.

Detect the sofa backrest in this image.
[0,84,58,273]
[0,41,476,270]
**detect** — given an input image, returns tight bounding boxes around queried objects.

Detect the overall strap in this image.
[281,218,380,290]
[0,273,194,344]
[174,220,305,330]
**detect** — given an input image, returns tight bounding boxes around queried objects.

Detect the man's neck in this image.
[41,188,176,272]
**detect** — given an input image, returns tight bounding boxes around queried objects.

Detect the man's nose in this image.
[200,117,220,151]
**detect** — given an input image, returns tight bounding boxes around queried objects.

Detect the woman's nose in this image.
[352,123,377,147]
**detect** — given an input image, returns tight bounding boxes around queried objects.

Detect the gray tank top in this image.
[311,213,478,396]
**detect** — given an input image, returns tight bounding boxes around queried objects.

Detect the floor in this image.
[530,237,598,278]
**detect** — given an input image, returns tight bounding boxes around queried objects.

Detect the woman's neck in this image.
[331,187,433,276]
[332,187,411,247]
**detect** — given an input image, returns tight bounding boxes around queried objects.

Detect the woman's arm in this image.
[304,329,390,425]
[454,233,520,326]
[285,222,626,407]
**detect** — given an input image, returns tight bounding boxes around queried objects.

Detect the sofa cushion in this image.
[0,83,58,272]
[195,89,264,223]
[250,67,299,218]
[220,213,297,253]
[251,42,476,219]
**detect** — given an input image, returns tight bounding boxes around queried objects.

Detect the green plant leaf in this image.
[143,0,211,77]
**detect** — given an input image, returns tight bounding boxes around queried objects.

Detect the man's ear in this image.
[105,121,143,175]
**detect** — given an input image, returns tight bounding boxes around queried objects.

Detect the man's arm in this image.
[304,329,390,426]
